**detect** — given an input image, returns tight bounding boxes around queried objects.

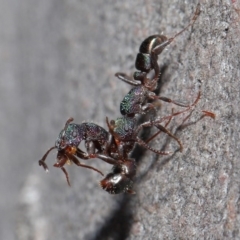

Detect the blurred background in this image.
[0,0,239,239]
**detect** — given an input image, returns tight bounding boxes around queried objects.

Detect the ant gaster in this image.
[100,158,136,194]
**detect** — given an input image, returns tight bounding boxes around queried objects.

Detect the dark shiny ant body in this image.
[133,3,200,81]
[117,73,195,117]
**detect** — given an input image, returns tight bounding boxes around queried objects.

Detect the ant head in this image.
[55,118,81,151]
[100,173,133,194]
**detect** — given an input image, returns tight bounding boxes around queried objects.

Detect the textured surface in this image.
[0,0,239,239]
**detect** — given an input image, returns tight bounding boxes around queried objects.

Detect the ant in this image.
[117,73,197,117]
[115,3,201,117]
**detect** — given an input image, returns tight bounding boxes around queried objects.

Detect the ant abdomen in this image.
[100,159,136,194]
[135,35,168,74]
[139,35,168,54]
[100,173,133,194]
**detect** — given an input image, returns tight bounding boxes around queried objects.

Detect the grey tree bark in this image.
[0,0,239,239]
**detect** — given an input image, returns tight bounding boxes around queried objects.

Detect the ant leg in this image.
[148,80,201,108]
[38,146,56,172]
[115,72,141,86]
[202,110,215,119]
[61,167,71,186]
[67,153,104,176]
[136,91,201,135]
[106,116,114,134]
[156,96,194,107]
[145,110,173,143]
[54,153,68,168]
[141,103,159,121]
[176,109,215,131]
[92,153,117,165]
[76,144,103,161]
[143,75,160,90]
[136,137,172,155]
[152,3,200,55]
[136,91,201,152]
[136,118,182,154]
[76,140,118,166]
[53,154,71,186]
[153,124,183,152]
[76,147,90,160]
[85,141,96,155]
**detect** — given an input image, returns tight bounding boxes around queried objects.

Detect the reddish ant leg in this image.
[202,110,215,119]
[145,109,174,144]
[67,153,104,176]
[136,137,173,155]
[61,167,71,186]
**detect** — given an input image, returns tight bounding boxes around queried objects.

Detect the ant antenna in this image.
[172,3,201,39]
[38,146,57,171]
